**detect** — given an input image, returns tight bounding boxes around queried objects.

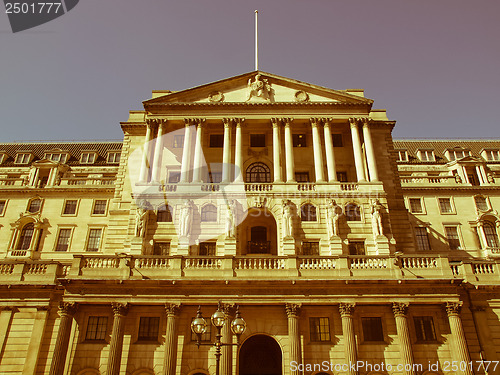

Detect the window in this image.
[484,150,500,161]
[92,200,107,215]
[199,242,216,256]
[438,198,453,214]
[302,241,319,255]
[168,171,180,183]
[55,229,72,251]
[295,172,309,182]
[396,150,408,162]
[86,229,103,251]
[345,203,361,221]
[293,134,306,147]
[301,204,317,222]
[81,152,96,164]
[413,316,436,342]
[153,241,170,255]
[17,223,34,250]
[45,153,67,163]
[250,134,266,147]
[336,172,348,182]
[362,317,384,342]
[157,206,172,222]
[246,162,271,183]
[63,200,78,215]
[332,134,343,147]
[107,152,121,164]
[28,198,42,213]
[408,198,423,214]
[418,150,435,162]
[208,171,222,183]
[201,205,217,222]
[0,200,6,215]
[209,134,224,148]
[415,227,431,251]
[447,149,470,161]
[445,226,461,250]
[191,317,211,341]
[15,153,31,164]
[309,317,330,342]
[86,316,108,341]
[138,317,160,341]
[0,153,6,165]
[474,196,489,211]
[348,241,365,255]
[483,222,500,248]
[173,135,184,148]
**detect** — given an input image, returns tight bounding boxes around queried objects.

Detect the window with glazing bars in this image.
[138,317,160,341]
[63,200,77,215]
[86,316,108,340]
[302,241,319,255]
[413,316,436,342]
[55,229,72,251]
[93,200,107,215]
[445,226,461,250]
[438,198,453,213]
[415,227,431,251]
[409,198,423,213]
[309,317,330,342]
[87,229,102,251]
[361,317,384,342]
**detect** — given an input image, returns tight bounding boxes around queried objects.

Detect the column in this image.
[49,303,77,375]
[222,118,232,183]
[310,118,325,182]
[283,118,295,183]
[234,118,245,182]
[392,303,415,375]
[24,306,50,375]
[180,119,194,183]
[339,303,357,375]
[477,222,489,250]
[362,118,379,182]
[285,303,301,375]
[192,119,206,183]
[446,302,473,375]
[271,118,283,183]
[107,303,129,375]
[163,304,181,375]
[349,118,367,182]
[151,119,166,183]
[30,223,43,251]
[470,305,500,367]
[323,119,337,182]
[0,307,15,360]
[139,121,153,183]
[221,304,234,375]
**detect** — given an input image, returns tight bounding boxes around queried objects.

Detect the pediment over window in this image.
[447,155,485,165]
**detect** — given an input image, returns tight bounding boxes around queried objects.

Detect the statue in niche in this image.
[371,199,384,237]
[282,199,294,238]
[453,171,462,184]
[487,172,495,183]
[327,200,341,238]
[179,199,193,238]
[246,74,272,101]
[225,200,237,238]
[135,207,149,238]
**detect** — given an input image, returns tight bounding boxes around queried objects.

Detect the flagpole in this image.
[255,10,258,71]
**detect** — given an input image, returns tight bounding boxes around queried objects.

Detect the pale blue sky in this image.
[1,0,499,141]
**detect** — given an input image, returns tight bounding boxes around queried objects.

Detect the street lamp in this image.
[191,302,247,375]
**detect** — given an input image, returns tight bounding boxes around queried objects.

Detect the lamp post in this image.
[191,302,247,375]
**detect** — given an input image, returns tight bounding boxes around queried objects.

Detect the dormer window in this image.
[107,152,121,164]
[483,149,500,161]
[15,153,32,165]
[447,149,470,161]
[44,153,67,163]
[418,150,435,162]
[81,152,97,164]
[0,153,6,165]
[396,150,408,162]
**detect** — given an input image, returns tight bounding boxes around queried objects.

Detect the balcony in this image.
[247,241,271,254]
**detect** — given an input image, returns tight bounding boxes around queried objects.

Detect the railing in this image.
[400,176,456,185]
[350,257,388,269]
[299,257,336,270]
[401,257,438,269]
[247,241,271,254]
[61,177,115,186]
[201,183,220,192]
[184,257,222,269]
[340,183,359,191]
[297,183,316,191]
[236,257,286,270]
[245,183,273,192]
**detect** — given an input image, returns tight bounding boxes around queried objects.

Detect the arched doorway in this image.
[240,208,277,255]
[239,335,282,375]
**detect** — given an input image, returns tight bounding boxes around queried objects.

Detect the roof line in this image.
[5,139,123,144]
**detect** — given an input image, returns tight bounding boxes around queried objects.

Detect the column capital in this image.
[165,303,181,317]
[445,301,463,316]
[282,117,294,127]
[323,118,334,128]
[222,118,233,128]
[232,118,245,127]
[146,118,167,126]
[339,303,355,317]
[58,302,78,317]
[361,118,372,128]
[392,302,409,317]
[285,303,301,318]
[271,118,281,128]
[348,117,360,128]
[111,302,129,317]
[310,117,322,128]
[184,118,199,127]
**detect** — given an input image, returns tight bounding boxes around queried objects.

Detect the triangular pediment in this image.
[144,71,373,106]
[447,155,485,166]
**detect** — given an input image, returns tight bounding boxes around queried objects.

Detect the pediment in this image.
[32,159,61,167]
[144,71,373,107]
[447,155,484,165]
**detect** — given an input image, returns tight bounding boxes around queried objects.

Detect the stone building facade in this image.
[0,71,499,375]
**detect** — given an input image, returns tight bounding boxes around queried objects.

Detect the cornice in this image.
[145,101,372,109]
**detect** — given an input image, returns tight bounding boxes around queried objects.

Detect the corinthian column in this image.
[286,303,301,375]
[446,302,473,375]
[139,121,154,183]
[49,302,77,375]
[361,118,379,182]
[234,119,245,182]
[323,119,337,182]
[180,119,194,183]
[222,118,232,183]
[283,118,295,183]
[392,303,415,375]
[349,118,367,182]
[107,303,129,375]
[339,303,357,375]
[163,304,181,375]
[310,118,325,182]
[221,303,235,375]
[151,119,167,183]
[271,118,282,183]
[192,119,206,183]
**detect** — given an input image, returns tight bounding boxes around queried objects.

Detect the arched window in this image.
[17,223,34,250]
[246,162,271,183]
[345,203,361,221]
[157,205,172,222]
[484,221,499,247]
[301,204,317,221]
[201,204,217,222]
[28,198,42,213]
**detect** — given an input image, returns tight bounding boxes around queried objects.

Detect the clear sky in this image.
[1,0,499,142]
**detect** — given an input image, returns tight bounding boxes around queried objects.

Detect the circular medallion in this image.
[294,90,309,102]
[208,91,224,103]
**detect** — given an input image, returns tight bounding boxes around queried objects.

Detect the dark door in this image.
[249,226,269,253]
[239,335,282,375]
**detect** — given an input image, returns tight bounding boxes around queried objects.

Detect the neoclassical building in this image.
[0,71,499,375]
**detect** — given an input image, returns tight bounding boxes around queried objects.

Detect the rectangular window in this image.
[361,317,384,342]
[336,172,348,182]
[55,229,72,252]
[138,317,160,341]
[81,152,96,164]
[85,316,108,341]
[438,198,453,213]
[15,153,31,164]
[332,134,343,147]
[153,242,170,255]
[396,150,408,162]
[0,200,6,215]
[474,196,489,211]
[348,241,365,255]
[87,229,103,252]
[295,172,310,182]
[415,227,431,251]
[485,150,500,161]
[292,134,307,147]
[168,171,180,183]
[302,241,319,255]
[413,316,436,342]
[173,135,184,148]
[445,226,461,250]
[63,200,78,215]
[92,200,107,215]
[250,134,266,147]
[0,154,5,165]
[419,150,435,162]
[107,152,121,164]
[309,317,330,342]
[199,242,216,256]
[191,317,211,341]
[209,134,224,148]
[409,198,423,213]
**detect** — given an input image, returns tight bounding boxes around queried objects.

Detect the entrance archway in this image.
[240,208,277,255]
[239,335,282,375]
